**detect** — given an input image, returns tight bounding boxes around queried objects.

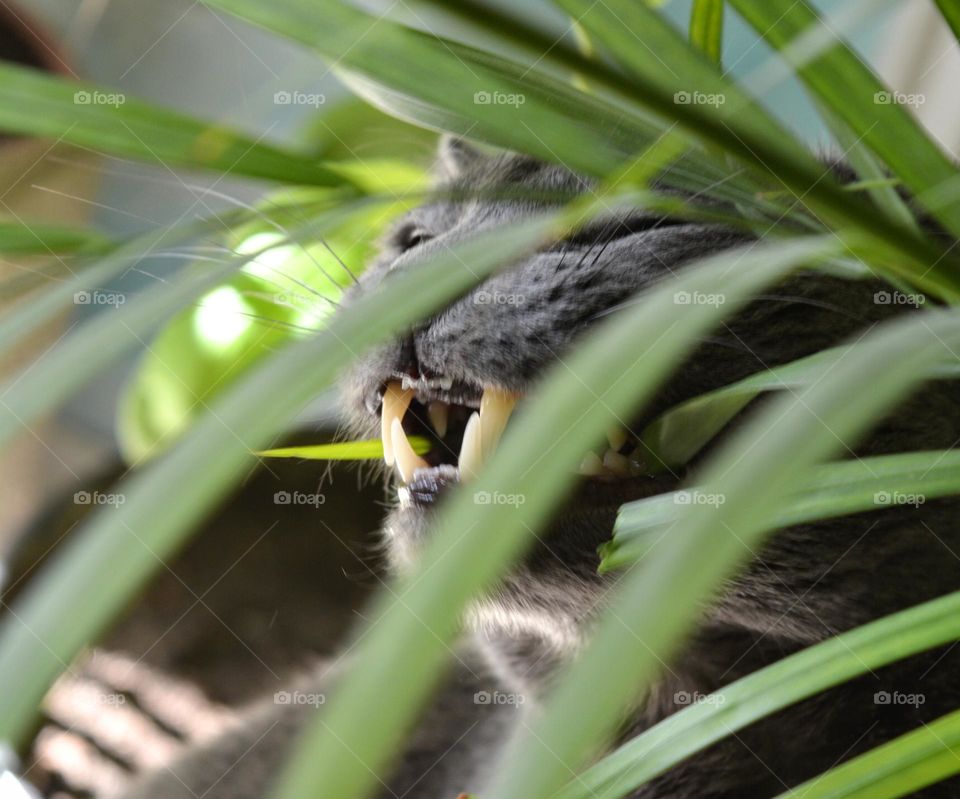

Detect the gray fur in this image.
[119,139,960,798]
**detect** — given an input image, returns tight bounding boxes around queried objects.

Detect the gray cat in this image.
[118,138,960,799]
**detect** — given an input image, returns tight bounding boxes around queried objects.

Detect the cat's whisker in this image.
[180,183,361,290]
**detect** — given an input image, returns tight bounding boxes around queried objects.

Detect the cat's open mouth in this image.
[374,376,656,508]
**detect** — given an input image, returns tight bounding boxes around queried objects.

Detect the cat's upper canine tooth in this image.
[381,382,414,467]
[459,411,483,480]
[606,426,629,453]
[479,386,519,459]
[392,418,429,482]
[427,401,450,439]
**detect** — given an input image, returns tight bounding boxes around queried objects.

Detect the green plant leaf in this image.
[637,343,958,472]
[116,182,420,462]
[256,438,430,460]
[0,201,383,455]
[935,1,960,43]
[270,236,838,799]
[0,219,113,255]
[603,449,960,572]
[557,589,960,799]
[0,62,349,187]
[771,707,960,799]
[690,0,724,65]
[487,307,960,799]
[413,0,960,300]
[0,214,559,747]
[727,0,960,242]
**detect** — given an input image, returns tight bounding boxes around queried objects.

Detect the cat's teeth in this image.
[392,418,429,482]
[458,411,483,480]
[427,401,449,439]
[578,452,606,476]
[602,449,631,476]
[606,426,629,453]
[479,387,518,459]
[381,382,414,467]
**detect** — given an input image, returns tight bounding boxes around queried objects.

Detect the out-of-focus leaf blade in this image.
[935,1,960,43]
[0,220,113,255]
[0,215,559,746]
[638,344,960,471]
[690,0,724,64]
[771,708,960,799]
[728,0,960,242]
[0,62,348,187]
[488,308,960,799]
[603,450,960,572]
[557,589,960,799]
[270,237,839,799]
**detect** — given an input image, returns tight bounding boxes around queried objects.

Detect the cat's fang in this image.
[381,381,414,467]
[427,401,450,439]
[479,387,518,460]
[458,411,483,480]
[392,418,429,482]
[578,452,606,476]
[606,426,629,452]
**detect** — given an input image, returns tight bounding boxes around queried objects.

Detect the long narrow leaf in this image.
[0,215,558,746]
[488,310,960,799]
[690,0,724,65]
[423,0,960,299]
[771,707,960,799]
[727,0,960,242]
[934,1,960,44]
[0,220,113,255]
[603,450,960,571]
[270,237,838,799]
[0,62,347,187]
[557,589,960,799]
[638,345,960,471]
[201,0,960,301]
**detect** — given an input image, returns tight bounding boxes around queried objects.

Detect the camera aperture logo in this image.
[673,490,725,507]
[474,690,525,706]
[74,90,126,107]
[874,90,925,109]
[674,90,726,107]
[474,490,526,507]
[475,290,525,306]
[274,690,325,707]
[674,690,725,707]
[274,90,326,108]
[74,490,125,507]
[873,491,925,508]
[473,90,526,108]
[874,690,924,707]
[274,490,326,507]
[673,290,725,308]
[74,290,125,308]
[874,290,924,308]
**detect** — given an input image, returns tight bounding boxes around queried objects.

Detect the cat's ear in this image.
[436,135,483,180]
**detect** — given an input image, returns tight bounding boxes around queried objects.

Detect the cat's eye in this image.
[394,223,434,251]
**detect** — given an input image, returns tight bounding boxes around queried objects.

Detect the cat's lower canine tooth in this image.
[479,387,518,459]
[602,449,631,476]
[458,411,483,480]
[381,382,414,466]
[392,418,429,482]
[578,451,606,476]
[427,401,449,439]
